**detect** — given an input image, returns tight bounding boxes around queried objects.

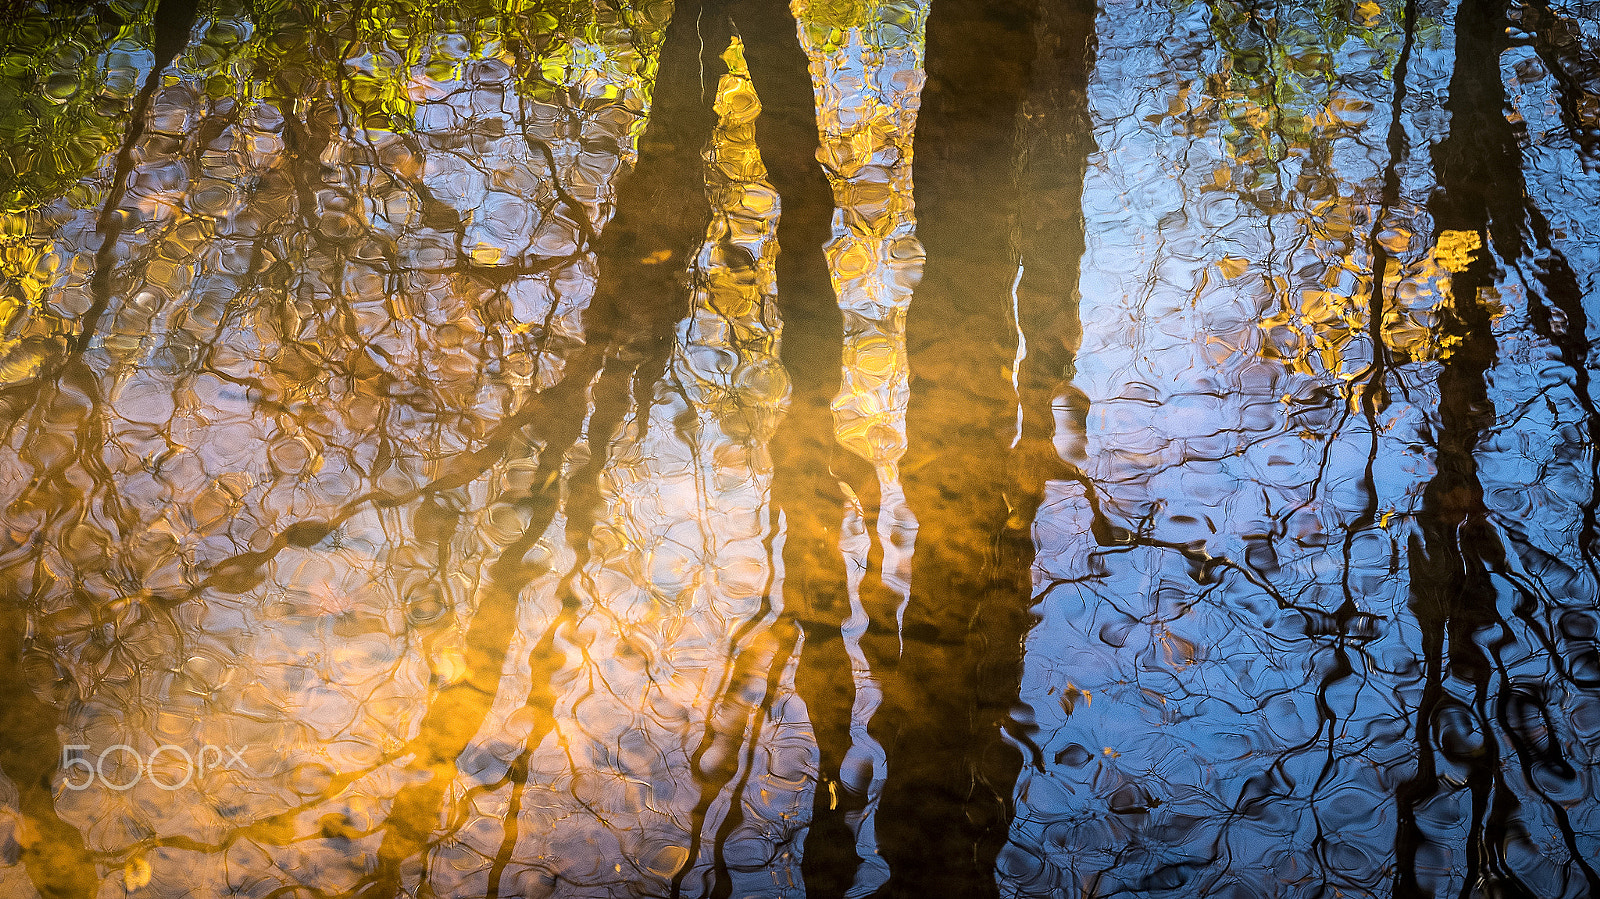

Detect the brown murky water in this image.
[1,0,1598,896]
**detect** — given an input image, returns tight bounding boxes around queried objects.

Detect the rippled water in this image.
[1,0,1597,896]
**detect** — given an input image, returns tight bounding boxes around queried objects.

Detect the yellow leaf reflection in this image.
[123,856,152,891]
[0,216,73,386]
[1434,228,1483,273]
[801,20,925,471]
[1260,223,1485,379]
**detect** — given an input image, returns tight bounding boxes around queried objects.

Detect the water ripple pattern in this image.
[1,0,1599,896]
[1001,0,1600,894]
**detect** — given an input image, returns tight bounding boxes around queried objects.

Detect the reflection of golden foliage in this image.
[1433,228,1482,273]
[673,36,787,442]
[1161,0,1425,187]
[193,0,671,139]
[0,216,72,385]
[1260,226,1484,378]
[1152,0,1465,386]
[1217,256,1249,280]
[0,3,155,213]
[792,19,926,469]
[797,0,923,53]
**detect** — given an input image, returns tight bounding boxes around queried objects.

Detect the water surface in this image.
[1,0,1597,896]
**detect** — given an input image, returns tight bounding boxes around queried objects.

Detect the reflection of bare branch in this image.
[1511,0,1600,159]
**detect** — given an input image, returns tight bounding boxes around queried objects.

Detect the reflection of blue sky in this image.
[1071,0,1443,561]
[1482,5,1600,866]
[1004,0,1588,893]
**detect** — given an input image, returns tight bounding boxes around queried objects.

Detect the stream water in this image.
[1,0,1598,896]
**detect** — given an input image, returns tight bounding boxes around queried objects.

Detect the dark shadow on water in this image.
[872,0,1095,894]
[730,0,872,895]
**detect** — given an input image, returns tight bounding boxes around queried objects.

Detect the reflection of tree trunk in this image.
[1505,0,1600,567]
[1008,0,1096,546]
[1013,0,1096,459]
[363,2,721,894]
[1396,0,1508,891]
[1516,222,1600,564]
[873,0,1093,893]
[728,0,869,892]
[1512,0,1600,161]
[0,599,94,899]
[1397,0,1600,892]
